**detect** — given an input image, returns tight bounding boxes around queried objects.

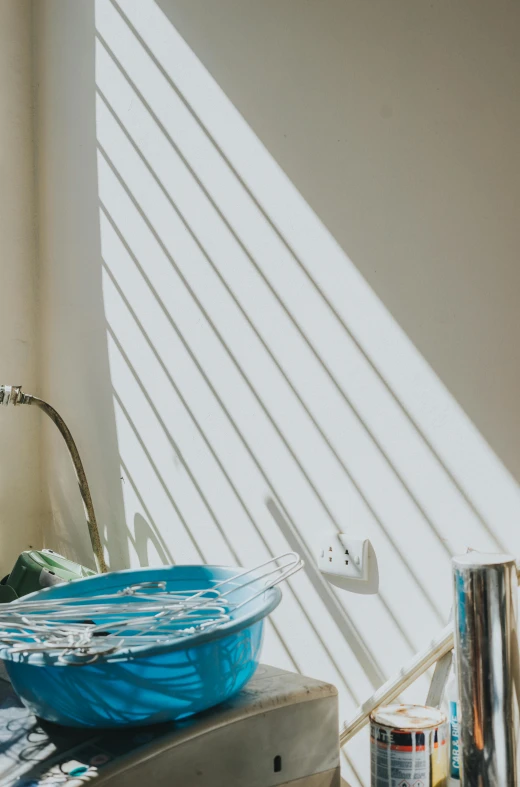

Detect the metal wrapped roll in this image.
[453,553,519,786]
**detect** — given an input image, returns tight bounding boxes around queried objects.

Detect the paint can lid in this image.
[370,704,446,730]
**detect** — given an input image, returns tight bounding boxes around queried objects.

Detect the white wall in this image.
[0,0,42,567]
[166,0,520,480]
[34,1,520,783]
[33,0,126,567]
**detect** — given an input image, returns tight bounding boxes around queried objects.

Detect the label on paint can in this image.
[370,704,448,787]
[371,736,428,785]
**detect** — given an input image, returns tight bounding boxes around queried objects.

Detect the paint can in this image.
[370,704,448,787]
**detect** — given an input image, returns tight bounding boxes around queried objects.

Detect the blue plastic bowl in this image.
[0,564,281,728]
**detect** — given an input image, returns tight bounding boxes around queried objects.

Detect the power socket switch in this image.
[318,534,369,583]
[318,533,378,594]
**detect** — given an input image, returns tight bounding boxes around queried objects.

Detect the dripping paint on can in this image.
[370,704,449,787]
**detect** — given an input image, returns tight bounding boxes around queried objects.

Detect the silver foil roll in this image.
[453,553,519,786]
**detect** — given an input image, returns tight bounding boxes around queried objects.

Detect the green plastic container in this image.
[0,549,95,601]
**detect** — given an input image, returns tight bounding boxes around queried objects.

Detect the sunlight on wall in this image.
[94,0,520,782]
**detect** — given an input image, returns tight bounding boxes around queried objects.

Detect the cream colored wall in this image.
[33,0,125,565]
[166,0,520,482]
[0,0,41,567]
[33,1,520,783]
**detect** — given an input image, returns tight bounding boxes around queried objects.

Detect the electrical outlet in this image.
[318,533,378,594]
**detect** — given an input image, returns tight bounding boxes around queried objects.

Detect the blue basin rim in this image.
[0,564,282,666]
